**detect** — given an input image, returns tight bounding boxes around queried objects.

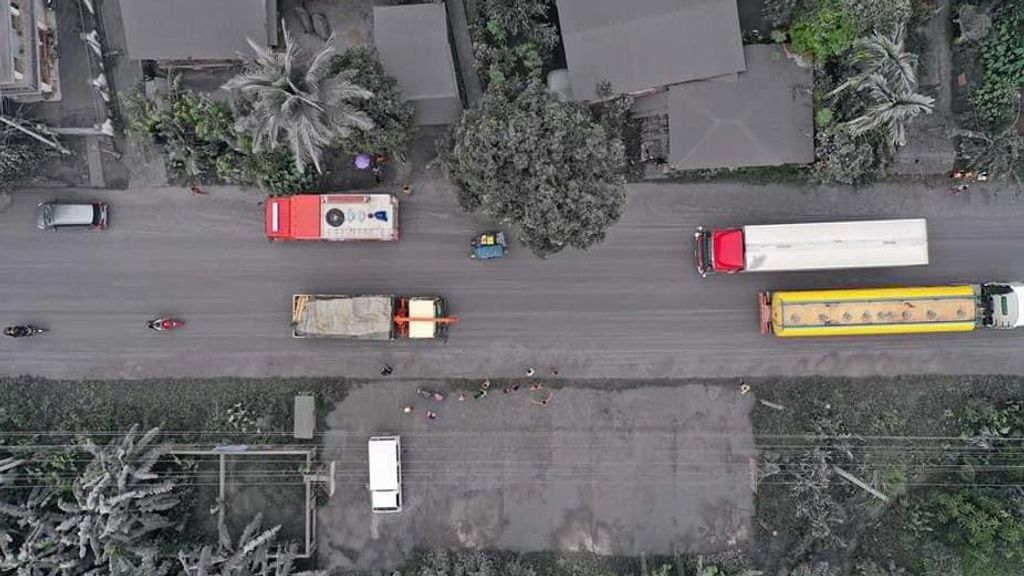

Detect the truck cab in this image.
[694,227,744,276]
[982,282,1024,329]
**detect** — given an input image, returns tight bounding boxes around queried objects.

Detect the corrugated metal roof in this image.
[667,45,814,170]
[0,1,14,84]
[120,0,274,60]
[373,4,461,125]
[556,0,745,100]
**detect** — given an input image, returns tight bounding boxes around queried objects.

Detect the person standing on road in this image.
[380,364,393,376]
[525,368,536,377]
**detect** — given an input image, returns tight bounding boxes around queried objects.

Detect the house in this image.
[119,0,278,63]
[555,0,746,101]
[373,4,462,126]
[660,45,814,170]
[0,0,58,101]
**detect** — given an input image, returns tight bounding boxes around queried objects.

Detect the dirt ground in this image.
[315,379,756,570]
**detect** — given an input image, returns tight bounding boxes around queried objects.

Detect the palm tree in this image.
[843,74,935,150]
[224,28,373,173]
[830,26,935,150]
[830,26,919,97]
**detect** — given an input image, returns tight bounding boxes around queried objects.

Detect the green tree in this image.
[841,76,934,150]
[788,0,858,62]
[469,0,559,90]
[830,27,934,151]
[831,26,919,97]
[332,46,415,156]
[441,82,627,257]
[224,28,373,173]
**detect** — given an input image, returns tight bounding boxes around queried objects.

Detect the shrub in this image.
[789,0,859,62]
[812,128,883,185]
[955,4,993,44]
[932,490,1024,570]
[332,46,416,156]
[764,0,803,27]
[0,132,58,190]
[843,0,912,35]
[970,2,1024,129]
[815,107,835,127]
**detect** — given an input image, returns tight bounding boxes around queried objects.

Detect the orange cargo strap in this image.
[393,315,461,325]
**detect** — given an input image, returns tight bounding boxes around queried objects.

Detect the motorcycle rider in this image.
[4,325,33,338]
[147,318,184,331]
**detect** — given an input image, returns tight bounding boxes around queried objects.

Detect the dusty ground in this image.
[316,380,756,570]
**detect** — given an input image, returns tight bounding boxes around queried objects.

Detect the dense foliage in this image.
[753,377,1024,576]
[332,46,415,156]
[441,83,626,257]
[0,427,320,576]
[969,1,1024,129]
[788,0,859,62]
[122,82,314,194]
[761,0,936,185]
[467,0,559,91]
[0,132,57,190]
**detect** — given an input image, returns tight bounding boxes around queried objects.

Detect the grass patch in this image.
[751,374,1024,575]
[0,376,351,445]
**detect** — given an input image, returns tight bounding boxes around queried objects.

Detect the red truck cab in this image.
[694,227,744,276]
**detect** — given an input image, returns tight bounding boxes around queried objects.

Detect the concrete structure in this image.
[119,0,277,62]
[373,4,462,125]
[556,0,745,100]
[0,0,57,101]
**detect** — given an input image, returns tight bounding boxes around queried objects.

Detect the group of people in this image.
[392,367,560,421]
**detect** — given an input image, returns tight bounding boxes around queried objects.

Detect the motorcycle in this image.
[147,317,185,332]
[416,388,446,402]
[3,325,46,338]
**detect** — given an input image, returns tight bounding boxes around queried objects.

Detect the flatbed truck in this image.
[291,294,457,339]
[760,282,1024,337]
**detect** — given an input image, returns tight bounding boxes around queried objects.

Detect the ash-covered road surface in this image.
[1,179,1023,379]
[316,380,756,569]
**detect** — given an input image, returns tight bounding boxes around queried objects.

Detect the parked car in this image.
[36,201,108,230]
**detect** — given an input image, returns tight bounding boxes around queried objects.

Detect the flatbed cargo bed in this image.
[292,294,395,340]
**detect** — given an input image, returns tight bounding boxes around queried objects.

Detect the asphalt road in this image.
[2,179,1024,379]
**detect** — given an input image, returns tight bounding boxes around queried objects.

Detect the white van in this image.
[368,436,402,513]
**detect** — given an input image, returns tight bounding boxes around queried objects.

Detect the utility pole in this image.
[0,115,71,155]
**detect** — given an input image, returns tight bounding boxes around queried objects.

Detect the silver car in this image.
[36,201,108,230]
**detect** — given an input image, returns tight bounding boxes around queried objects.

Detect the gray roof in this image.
[0,1,13,84]
[373,4,462,126]
[667,45,814,170]
[556,0,745,100]
[120,0,276,61]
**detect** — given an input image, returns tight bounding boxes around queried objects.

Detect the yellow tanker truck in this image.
[759,282,1024,337]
